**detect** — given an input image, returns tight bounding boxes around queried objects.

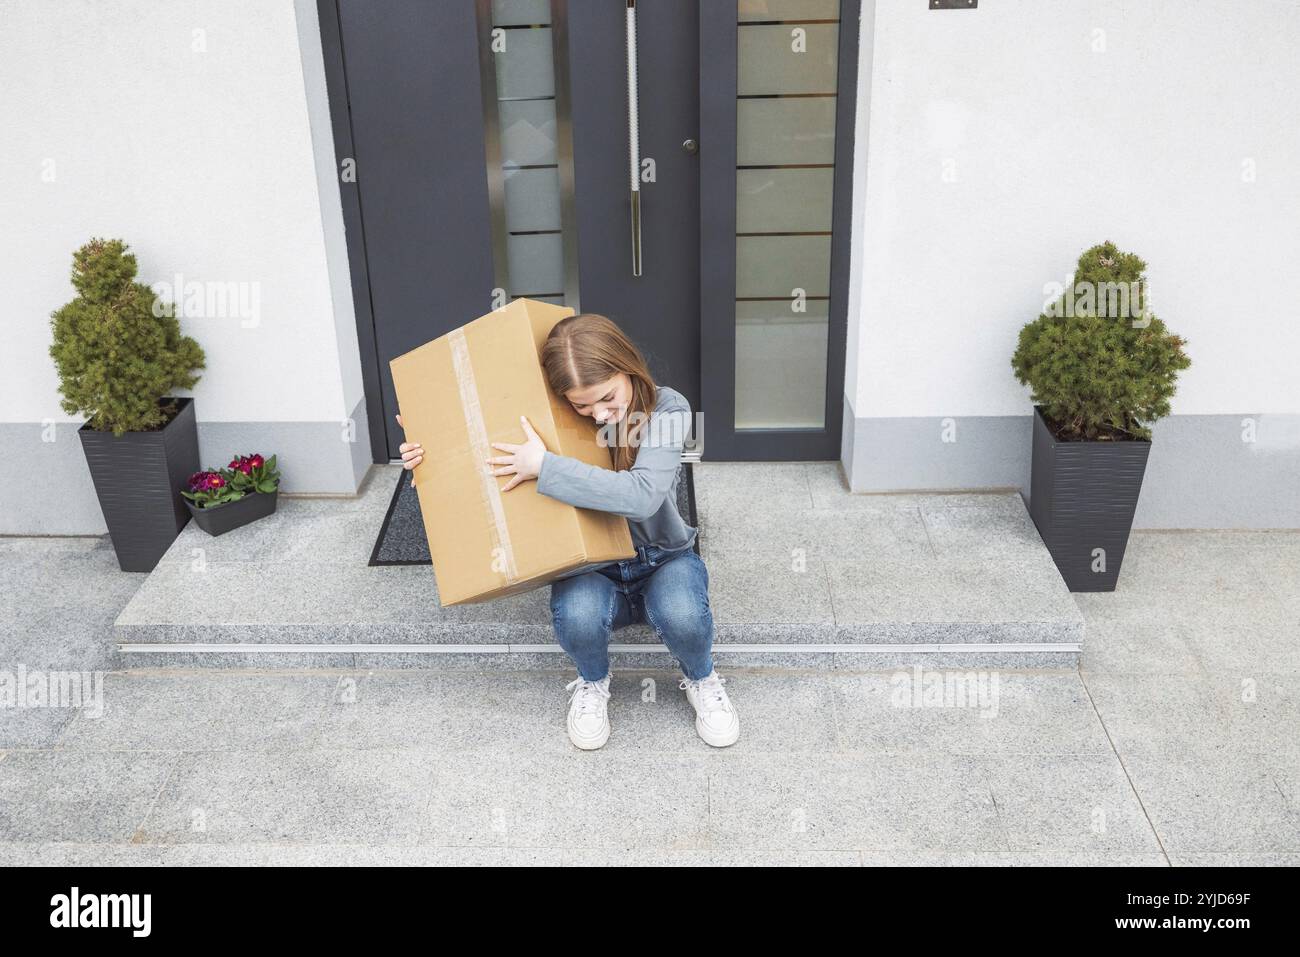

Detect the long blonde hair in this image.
[541,313,657,471]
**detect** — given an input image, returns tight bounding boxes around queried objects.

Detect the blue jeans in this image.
[550,543,715,682]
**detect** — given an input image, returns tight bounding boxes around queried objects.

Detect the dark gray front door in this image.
[326,0,496,462]
[566,1,701,416]
[320,1,856,463]
[322,0,700,460]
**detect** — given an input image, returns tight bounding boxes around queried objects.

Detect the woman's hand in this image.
[395,413,423,487]
[488,416,546,491]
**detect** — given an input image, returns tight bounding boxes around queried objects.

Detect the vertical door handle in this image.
[626,0,642,277]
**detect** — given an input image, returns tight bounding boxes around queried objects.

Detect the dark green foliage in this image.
[49,238,205,435]
[1011,241,1191,441]
[182,454,280,509]
[226,453,281,495]
[181,469,245,509]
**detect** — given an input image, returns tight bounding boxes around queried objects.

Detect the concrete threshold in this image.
[113,463,1084,670]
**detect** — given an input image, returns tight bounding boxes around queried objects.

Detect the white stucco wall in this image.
[0,0,362,428]
[0,0,367,532]
[845,0,1300,419]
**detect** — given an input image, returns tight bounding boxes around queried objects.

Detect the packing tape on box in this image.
[449,328,519,583]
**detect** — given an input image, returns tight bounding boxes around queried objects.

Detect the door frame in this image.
[698,0,860,460]
[317,0,388,464]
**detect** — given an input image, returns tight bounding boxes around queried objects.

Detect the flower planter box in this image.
[78,396,200,572]
[1027,405,1151,592]
[185,488,279,536]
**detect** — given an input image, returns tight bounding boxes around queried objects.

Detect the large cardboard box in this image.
[389,298,635,606]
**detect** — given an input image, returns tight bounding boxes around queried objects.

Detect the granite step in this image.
[113,464,1084,669]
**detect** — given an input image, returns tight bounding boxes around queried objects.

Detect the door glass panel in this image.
[497,99,558,168]
[738,0,840,21]
[737,236,832,299]
[736,98,837,166]
[506,233,564,299]
[736,301,829,429]
[494,27,555,98]
[733,0,840,430]
[738,23,838,94]
[737,168,833,232]
[478,1,578,304]
[493,0,551,27]
[503,167,562,231]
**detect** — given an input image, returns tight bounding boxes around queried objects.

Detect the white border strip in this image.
[119,642,1080,655]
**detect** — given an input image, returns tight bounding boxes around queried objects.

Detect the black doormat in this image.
[369,462,700,566]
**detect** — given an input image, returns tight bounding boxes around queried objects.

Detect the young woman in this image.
[396,313,739,751]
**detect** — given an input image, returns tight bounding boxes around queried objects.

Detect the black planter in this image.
[78,397,200,572]
[1028,406,1152,592]
[186,489,279,536]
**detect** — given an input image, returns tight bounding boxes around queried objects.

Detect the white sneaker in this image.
[680,670,739,747]
[565,673,612,750]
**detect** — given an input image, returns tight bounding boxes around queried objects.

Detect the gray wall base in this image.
[0,421,110,535]
[2,395,373,535]
[842,401,1300,529]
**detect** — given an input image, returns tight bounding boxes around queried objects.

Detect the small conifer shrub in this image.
[50,238,205,436]
[1011,241,1190,441]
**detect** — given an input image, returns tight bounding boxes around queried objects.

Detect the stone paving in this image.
[1,471,1298,865]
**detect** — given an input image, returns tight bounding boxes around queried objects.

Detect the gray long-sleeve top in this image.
[535,385,697,554]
